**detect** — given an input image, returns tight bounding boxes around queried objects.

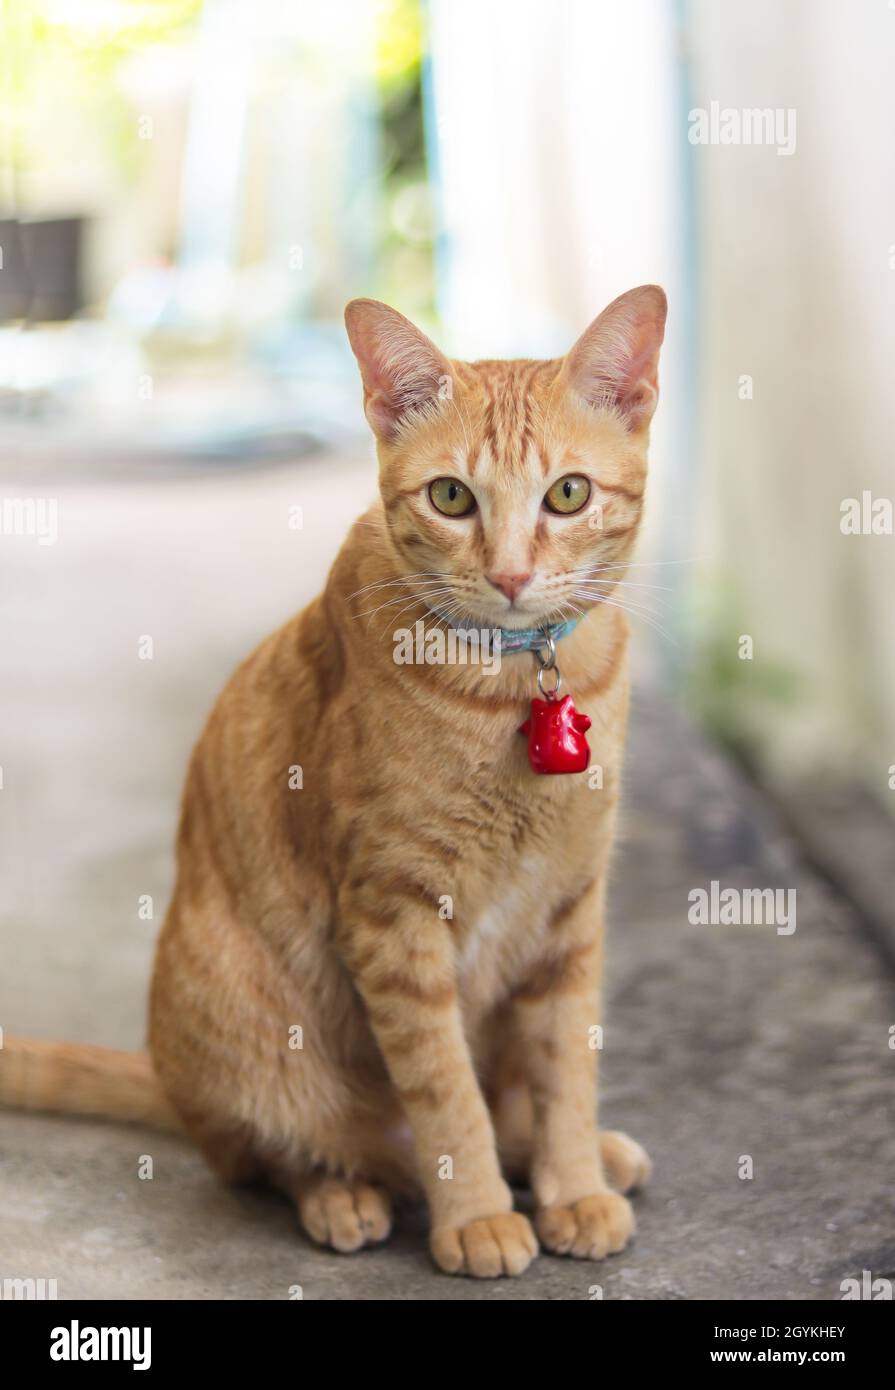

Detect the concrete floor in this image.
[2,454,894,1300]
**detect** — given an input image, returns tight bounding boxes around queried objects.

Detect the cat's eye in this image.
[428,477,477,517]
[544,474,591,515]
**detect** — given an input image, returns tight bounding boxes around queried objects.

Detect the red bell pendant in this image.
[519,693,591,775]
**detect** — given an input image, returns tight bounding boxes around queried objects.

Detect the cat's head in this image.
[345,286,666,630]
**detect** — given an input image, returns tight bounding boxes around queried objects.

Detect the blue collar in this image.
[427,609,580,654]
[493,618,580,653]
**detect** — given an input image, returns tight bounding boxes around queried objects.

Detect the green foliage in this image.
[3,0,203,181]
[686,580,800,760]
[373,0,434,315]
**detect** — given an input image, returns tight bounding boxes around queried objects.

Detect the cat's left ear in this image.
[562,285,667,431]
[344,299,452,442]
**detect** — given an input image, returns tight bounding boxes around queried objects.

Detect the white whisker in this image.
[567,569,674,592]
[572,581,674,616]
[347,571,450,602]
[571,588,674,643]
[353,586,455,622]
[577,556,703,574]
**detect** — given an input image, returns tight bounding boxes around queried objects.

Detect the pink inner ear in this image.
[563,285,667,430]
[345,299,451,441]
[616,335,661,422]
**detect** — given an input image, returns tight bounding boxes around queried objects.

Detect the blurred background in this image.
[2,0,894,1013]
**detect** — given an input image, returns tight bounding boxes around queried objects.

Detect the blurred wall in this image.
[689,0,895,799]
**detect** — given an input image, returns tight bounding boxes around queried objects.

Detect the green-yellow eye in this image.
[544,474,590,515]
[428,477,476,517]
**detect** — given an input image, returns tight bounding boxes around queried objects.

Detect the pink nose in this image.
[487,572,532,602]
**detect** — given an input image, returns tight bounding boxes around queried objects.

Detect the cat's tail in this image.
[0,1037,183,1133]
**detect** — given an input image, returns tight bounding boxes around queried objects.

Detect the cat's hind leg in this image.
[288,1174,393,1253]
[269,1118,417,1254]
[599,1130,652,1194]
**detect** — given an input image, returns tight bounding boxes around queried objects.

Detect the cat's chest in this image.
[454,832,598,1015]
[448,762,613,1009]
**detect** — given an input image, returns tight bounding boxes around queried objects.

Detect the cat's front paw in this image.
[536,1191,634,1260]
[431,1211,538,1278]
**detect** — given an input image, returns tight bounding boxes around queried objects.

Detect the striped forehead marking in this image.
[467,360,556,478]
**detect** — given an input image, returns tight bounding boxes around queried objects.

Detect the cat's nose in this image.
[486,572,533,602]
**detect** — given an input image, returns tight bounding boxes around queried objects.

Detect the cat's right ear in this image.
[344,299,452,442]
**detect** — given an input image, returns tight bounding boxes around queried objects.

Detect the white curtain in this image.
[689,0,895,791]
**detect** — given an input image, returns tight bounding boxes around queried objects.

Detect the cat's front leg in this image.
[339,898,538,1278]
[513,876,635,1260]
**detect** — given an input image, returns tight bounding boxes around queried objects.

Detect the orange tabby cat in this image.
[1,285,666,1278]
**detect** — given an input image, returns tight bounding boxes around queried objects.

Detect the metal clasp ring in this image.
[535,627,562,700]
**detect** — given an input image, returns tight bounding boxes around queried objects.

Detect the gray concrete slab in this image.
[2,459,894,1300]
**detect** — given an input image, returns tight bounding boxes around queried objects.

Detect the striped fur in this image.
[1,287,665,1277]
